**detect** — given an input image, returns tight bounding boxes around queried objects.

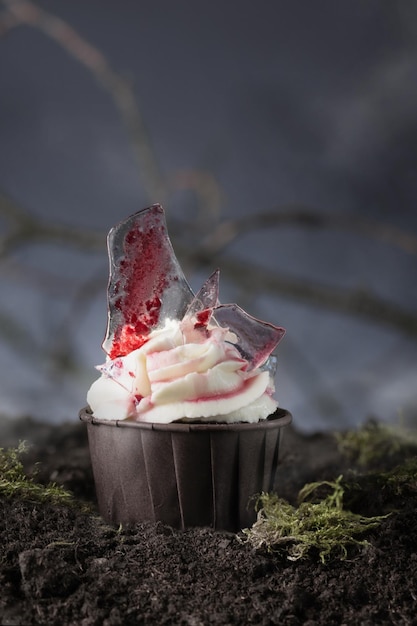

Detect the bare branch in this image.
[0,7,19,35]
[201,207,417,257]
[2,0,166,202]
[2,191,417,340]
[0,257,84,295]
[0,191,104,257]
[180,247,417,339]
[168,169,223,226]
[1,0,228,224]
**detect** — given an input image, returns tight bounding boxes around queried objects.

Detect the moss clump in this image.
[243,476,387,563]
[336,420,417,467]
[0,441,86,509]
[374,457,417,496]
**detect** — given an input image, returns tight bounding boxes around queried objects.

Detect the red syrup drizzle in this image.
[194,308,212,329]
[109,211,169,359]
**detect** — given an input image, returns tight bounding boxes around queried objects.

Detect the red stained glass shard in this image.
[185,268,220,328]
[103,204,193,358]
[213,304,285,370]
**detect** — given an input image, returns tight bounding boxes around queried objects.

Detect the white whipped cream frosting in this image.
[87,318,277,423]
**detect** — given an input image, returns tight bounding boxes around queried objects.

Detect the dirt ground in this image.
[1,416,416,626]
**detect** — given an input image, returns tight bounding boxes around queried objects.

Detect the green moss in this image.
[336,420,417,467]
[375,457,417,496]
[243,476,387,563]
[0,442,88,510]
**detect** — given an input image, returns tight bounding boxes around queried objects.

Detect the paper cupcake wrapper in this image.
[79,407,292,532]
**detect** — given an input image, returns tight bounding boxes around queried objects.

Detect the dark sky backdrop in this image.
[1,0,416,430]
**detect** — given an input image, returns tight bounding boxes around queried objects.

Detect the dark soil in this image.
[1,417,417,626]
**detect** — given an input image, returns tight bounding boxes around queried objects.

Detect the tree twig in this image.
[1,0,228,225]
[2,189,417,339]
[2,0,166,202]
[0,191,104,257]
[0,7,19,34]
[200,206,417,257]
[1,0,417,346]
[180,247,417,339]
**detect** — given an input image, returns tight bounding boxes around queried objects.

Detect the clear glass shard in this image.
[262,355,277,377]
[185,268,220,327]
[95,360,131,394]
[102,204,194,358]
[213,304,286,370]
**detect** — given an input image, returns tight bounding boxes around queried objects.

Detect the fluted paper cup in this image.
[79,407,292,532]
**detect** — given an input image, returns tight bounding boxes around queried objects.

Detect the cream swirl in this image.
[87,318,277,423]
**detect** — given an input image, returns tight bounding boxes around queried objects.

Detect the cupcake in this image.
[80,204,291,531]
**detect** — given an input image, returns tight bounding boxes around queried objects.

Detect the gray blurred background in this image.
[1,0,416,432]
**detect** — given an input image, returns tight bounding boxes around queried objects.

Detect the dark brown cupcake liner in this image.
[79,406,292,532]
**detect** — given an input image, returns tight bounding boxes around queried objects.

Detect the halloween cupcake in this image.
[80,205,291,531]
